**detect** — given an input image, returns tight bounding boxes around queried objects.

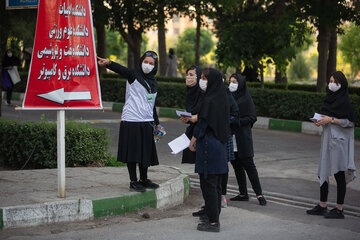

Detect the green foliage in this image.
[249,88,360,127]
[288,54,311,80]
[339,23,360,78]
[214,0,309,72]
[104,156,126,167]
[0,119,112,169]
[176,28,215,73]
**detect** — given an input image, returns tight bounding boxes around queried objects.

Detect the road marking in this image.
[190,178,360,218]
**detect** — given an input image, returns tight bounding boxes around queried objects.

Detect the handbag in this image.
[8,66,21,85]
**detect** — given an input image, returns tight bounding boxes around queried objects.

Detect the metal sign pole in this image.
[57,110,66,198]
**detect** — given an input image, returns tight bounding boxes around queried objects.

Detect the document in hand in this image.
[310,113,323,121]
[176,110,192,118]
[168,133,190,155]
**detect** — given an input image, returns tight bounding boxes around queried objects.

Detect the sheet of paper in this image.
[232,135,237,152]
[168,133,190,155]
[176,110,192,118]
[310,112,323,121]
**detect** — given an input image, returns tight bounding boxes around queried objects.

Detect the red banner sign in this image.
[22,0,102,109]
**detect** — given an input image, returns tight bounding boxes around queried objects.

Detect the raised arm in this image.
[97,56,135,83]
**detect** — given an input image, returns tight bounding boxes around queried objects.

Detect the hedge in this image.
[103,72,185,83]
[101,78,360,127]
[101,78,187,108]
[7,74,360,127]
[249,88,360,127]
[0,119,112,169]
[246,82,360,96]
[12,72,360,96]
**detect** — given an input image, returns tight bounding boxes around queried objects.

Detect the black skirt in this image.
[117,121,159,167]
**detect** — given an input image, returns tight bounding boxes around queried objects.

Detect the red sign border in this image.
[22,0,103,110]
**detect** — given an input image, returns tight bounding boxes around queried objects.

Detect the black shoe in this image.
[230,195,249,201]
[139,179,159,189]
[197,222,220,232]
[192,208,205,217]
[306,204,328,216]
[257,196,267,206]
[324,208,344,219]
[129,181,146,192]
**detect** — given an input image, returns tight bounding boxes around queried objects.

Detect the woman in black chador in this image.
[229,73,267,206]
[181,65,203,164]
[189,68,230,232]
[97,51,161,192]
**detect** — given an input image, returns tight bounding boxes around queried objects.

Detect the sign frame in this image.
[6,0,39,10]
[21,0,103,110]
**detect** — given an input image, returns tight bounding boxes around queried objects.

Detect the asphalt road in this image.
[1,101,360,239]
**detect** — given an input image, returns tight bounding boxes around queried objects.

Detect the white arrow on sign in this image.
[37,88,92,105]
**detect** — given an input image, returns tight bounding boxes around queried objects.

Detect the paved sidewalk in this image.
[0,165,190,229]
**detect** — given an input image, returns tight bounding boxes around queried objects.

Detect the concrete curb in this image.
[0,168,189,229]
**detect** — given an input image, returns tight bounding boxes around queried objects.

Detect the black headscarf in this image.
[2,50,20,68]
[134,51,158,93]
[198,68,230,143]
[168,48,175,59]
[185,65,204,114]
[230,73,257,125]
[321,71,355,122]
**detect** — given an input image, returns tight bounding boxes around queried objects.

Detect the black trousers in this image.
[127,162,148,182]
[221,173,228,195]
[320,171,346,205]
[231,154,263,196]
[200,174,222,223]
[6,86,12,104]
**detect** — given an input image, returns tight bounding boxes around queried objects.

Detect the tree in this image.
[339,23,360,79]
[0,6,37,116]
[213,0,309,84]
[295,0,360,91]
[153,0,181,76]
[92,0,110,76]
[107,0,157,69]
[175,28,214,73]
[288,53,311,81]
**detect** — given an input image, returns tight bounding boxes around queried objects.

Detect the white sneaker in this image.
[221,195,227,208]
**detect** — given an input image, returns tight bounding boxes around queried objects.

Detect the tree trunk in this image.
[259,63,264,87]
[95,23,106,77]
[195,10,201,66]
[326,27,337,83]
[157,6,167,76]
[127,48,135,69]
[316,22,331,92]
[127,32,142,69]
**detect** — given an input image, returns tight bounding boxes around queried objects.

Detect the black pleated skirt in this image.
[117,121,159,167]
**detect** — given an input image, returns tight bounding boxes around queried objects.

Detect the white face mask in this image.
[7,52,12,58]
[329,82,341,92]
[229,82,238,92]
[142,63,154,74]
[199,79,207,91]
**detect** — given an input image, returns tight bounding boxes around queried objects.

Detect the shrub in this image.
[0,119,112,169]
